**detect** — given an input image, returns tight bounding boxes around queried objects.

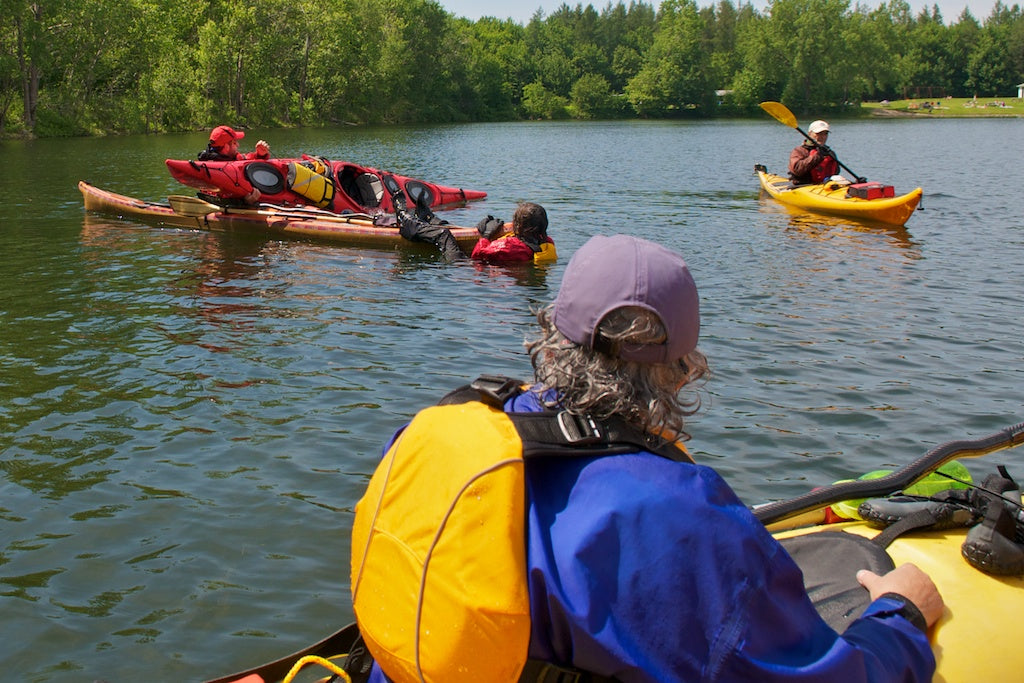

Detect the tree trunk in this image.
[14,11,41,132]
[298,33,311,123]
[235,49,244,117]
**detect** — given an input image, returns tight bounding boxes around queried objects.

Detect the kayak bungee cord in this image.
[282,654,350,683]
[754,421,1024,525]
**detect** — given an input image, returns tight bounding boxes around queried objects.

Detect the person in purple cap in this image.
[505,234,942,682]
[355,234,942,683]
[197,125,270,162]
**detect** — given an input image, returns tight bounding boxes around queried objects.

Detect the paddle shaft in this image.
[754,422,1024,525]
[168,194,379,226]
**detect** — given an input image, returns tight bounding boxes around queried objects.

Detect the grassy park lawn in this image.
[862,97,1023,117]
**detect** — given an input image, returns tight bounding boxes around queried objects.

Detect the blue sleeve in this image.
[524,454,935,683]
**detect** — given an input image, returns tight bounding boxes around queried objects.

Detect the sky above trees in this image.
[438,0,1006,24]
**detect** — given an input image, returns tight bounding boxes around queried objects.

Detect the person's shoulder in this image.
[575,447,708,487]
[504,385,548,412]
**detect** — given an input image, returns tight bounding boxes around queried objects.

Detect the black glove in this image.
[817,144,834,159]
[475,216,505,240]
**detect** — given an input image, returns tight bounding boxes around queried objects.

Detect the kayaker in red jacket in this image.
[788,119,838,185]
[197,125,271,162]
[387,175,555,263]
[197,125,272,203]
[470,202,556,263]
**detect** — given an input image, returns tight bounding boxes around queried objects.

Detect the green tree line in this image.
[2,0,1023,137]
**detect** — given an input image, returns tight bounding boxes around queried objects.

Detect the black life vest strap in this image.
[440,375,693,464]
[520,657,620,683]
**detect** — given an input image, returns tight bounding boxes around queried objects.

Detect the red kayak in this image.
[165,156,487,215]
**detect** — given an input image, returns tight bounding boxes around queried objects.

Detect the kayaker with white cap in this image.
[788,118,839,185]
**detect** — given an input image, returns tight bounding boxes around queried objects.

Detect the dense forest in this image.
[2,0,1023,137]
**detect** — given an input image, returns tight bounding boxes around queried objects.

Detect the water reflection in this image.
[757,200,921,254]
[3,119,1022,682]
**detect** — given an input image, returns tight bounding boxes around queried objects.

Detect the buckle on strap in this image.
[556,411,603,445]
[469,374,522,408]
[533,663,584,683]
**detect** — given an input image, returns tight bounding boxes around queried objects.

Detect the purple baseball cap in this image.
[552,235,700,363]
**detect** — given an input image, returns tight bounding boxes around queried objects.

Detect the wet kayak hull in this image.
[79,181,482,251]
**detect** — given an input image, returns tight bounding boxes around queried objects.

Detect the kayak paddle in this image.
[759,101,867,183]
[168,194,223,217]
[168,194,378,225]
[754,421,1024,525]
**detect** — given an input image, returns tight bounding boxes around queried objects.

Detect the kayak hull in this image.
[771,514,1024,683]
[757,170,922,226]
[166,157,487,215]
[79,181,482,251]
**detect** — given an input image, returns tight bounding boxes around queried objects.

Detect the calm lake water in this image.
[2,117,1023,681]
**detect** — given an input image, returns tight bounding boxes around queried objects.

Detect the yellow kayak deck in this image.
[757,170,922,226]
[771,514,1024,682]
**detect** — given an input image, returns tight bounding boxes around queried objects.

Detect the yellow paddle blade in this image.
[760,101,797,129]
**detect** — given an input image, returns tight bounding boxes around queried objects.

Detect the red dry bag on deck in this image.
[846,182,895,200]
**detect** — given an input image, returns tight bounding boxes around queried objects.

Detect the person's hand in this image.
[255,140,270,157]
[244,188,262,204]
[476,216,506,240]
[816,144,833,158]
[857,563,944,628]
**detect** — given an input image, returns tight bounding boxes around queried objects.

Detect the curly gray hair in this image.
[526,304,708,440]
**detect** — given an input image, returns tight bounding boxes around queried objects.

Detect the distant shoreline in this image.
[864,98,1022,118]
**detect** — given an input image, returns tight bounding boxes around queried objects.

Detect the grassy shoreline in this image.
[862,97,1023,118]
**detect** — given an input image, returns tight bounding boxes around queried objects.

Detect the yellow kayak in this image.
[770,511,1024,683]
[757,169,922,226]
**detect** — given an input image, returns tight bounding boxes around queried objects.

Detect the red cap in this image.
[209,125,244,147]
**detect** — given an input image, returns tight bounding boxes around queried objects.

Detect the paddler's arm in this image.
[789,144,825,177]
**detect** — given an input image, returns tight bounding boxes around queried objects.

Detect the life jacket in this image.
[349,375,691,683]
[473,233,558,264]
[532,239,557,264]
[810,154,838,184]
[197,144,235,161]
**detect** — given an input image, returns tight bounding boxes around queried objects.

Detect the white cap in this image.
[808,120,830,134]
